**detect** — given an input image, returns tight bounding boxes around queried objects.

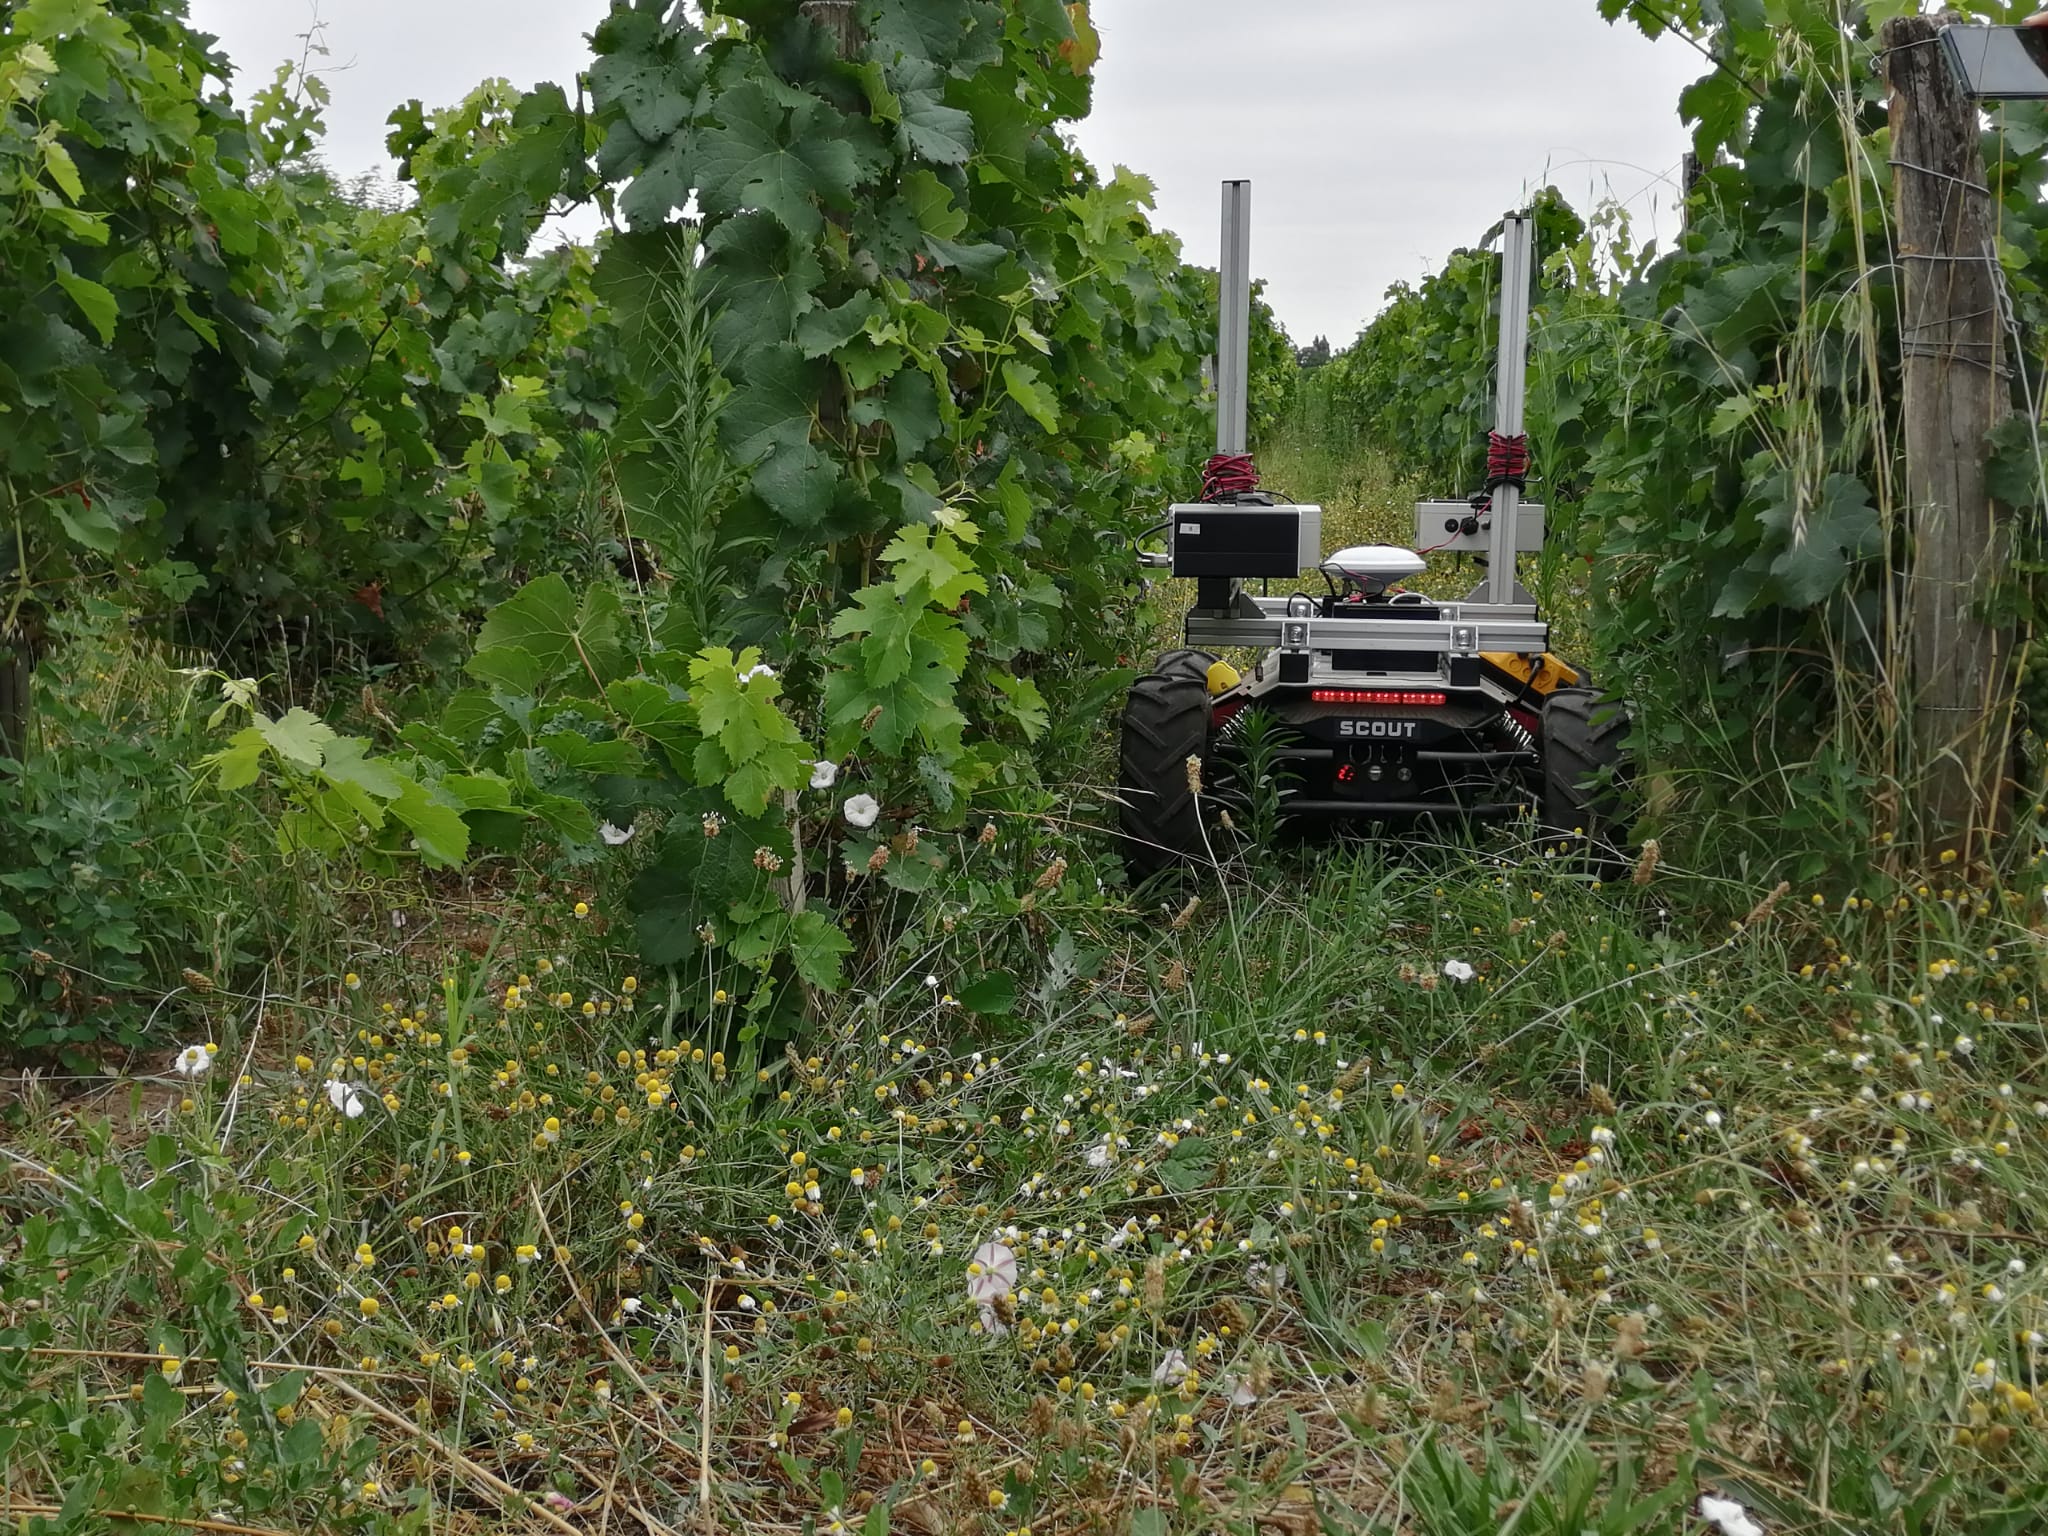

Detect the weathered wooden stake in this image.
[798,0,861,56]
[0,639,28,765]
[778,0,864,940]
[1885,13,2015,854]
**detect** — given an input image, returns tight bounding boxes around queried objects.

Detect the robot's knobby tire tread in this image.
[1542,686,1631,857]
[1119,671,1213,879]
[1152,648,1219,684]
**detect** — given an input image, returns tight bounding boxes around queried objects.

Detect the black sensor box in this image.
[1169,504,1322,580]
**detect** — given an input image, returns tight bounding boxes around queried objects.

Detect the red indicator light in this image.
[1312,689,1447,707]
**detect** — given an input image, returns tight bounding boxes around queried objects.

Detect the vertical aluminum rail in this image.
[1488,211,1534,606]
[1217,179,1253,457]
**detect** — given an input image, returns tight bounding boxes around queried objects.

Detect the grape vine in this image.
[538,0,1220,992]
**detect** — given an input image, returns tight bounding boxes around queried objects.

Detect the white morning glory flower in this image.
[325,1080,368,1119]
[1697,1495,1764,1536]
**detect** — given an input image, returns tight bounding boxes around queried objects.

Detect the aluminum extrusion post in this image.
[1488,212,1534,607]
[1217,179,1253,458]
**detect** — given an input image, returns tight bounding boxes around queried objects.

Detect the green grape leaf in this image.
[257,709,337,770]
[901,168,968,239]
[788,909,854,989]
[41,138,84,202]
[470,578,623,696]
[588,5,706,144]
[338,455,385,497]
[865,0,1005,74]
[837,339,906,391]
[954,66,1032,184]
[703,212,825,357]
[540,731,647,775]
[390,777,471,868]
[830,584,924,682]
[210,728,269,791]
[53,494,120,555]
[956,972,1016,1014]
[1001,359,1060,431]
[824,606,969,758]
[53,266,118,344]
[750,438,841,527]
[796,292,884,359]
[607,677,700,759]
[616,127,697,227]
[694,79,862,238]
[885,54,975,164]
[473,574,578,683]
[880,368,944,454]
[881,523,986,608]
[988,672,1049,741]
[318,735,407,800]
[689,647,808,812]
[719,341,820,466]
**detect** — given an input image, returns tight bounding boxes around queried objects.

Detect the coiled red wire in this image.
[1485,432,1530,491]
[1201,453,1260,502]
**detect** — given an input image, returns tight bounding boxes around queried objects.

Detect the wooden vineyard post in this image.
[1884,13,2015,856]
[777,0,865,945]
[0,636,28,766]
[799,0,861,56]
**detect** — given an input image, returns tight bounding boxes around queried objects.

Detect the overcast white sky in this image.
[186,0,1703,345]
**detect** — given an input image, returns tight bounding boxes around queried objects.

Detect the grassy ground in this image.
[8,460,2048,1535]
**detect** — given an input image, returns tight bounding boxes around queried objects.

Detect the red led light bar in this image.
[1312,689,1447,708]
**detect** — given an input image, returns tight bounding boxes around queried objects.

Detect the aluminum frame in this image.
[1184,598,1549,659]
[1216,179,1253,457]
[1486,211,1534,605]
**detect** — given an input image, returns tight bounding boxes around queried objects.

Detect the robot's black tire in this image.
[1541,687,1633,866]
[1119,671,1214,880]
[1152,649,1219,684]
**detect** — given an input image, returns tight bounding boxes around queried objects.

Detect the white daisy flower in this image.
[174,1044,215,1078]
